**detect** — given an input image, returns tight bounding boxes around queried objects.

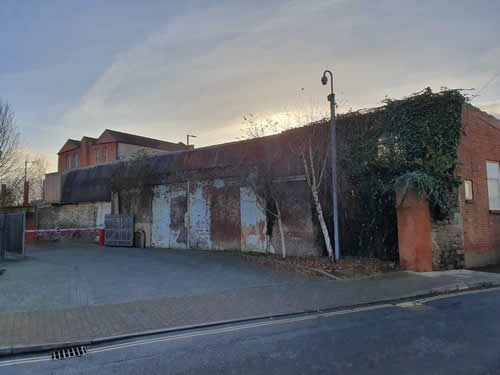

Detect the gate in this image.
[104,214,134,247]
[0,213,25,257]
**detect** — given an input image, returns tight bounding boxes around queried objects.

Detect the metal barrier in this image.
[0,213,25,257]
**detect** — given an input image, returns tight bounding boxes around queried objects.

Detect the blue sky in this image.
[1,0,499,171]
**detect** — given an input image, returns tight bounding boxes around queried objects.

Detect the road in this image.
[2,288,500,374]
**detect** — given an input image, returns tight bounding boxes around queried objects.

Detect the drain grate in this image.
[51,346,87,360]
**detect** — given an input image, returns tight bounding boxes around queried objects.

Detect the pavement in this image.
[3,288,500,374]
[1,245,500,356]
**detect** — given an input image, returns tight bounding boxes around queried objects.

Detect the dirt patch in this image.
[236,252,397,279]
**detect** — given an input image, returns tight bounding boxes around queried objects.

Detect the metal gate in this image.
[0,213,25,257]
[104,214,134,247]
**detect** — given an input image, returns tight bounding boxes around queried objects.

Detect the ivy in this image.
[336,88,466,260]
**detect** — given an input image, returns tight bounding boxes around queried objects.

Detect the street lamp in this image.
[186,134,197,146]
[321,70,340,262]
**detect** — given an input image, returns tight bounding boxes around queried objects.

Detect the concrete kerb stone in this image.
[2,280,500,358]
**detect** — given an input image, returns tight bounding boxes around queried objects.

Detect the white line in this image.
[0,357,51,367]
[1,286,498,368]
[89,304,392,355]
[415,285,500,304]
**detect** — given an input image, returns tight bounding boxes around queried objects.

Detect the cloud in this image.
[476,101,500,120]
[43,0,500,151]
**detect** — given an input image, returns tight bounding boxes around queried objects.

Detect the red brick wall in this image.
[458,104,500,267]
[58,143,118,172]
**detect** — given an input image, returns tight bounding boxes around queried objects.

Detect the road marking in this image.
[415,285,500,304]
[0,356,51,367]
[88,304,393,355]
[1,286,499,368]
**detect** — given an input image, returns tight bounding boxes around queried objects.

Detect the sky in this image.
[1,0,499,172]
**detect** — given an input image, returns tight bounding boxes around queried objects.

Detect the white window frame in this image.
[464,180,473,201]
[103,147,108,162]
[486,161,500,210]
[95,148,99,163]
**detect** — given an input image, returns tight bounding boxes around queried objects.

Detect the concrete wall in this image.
[119,187,153,247]
[43,172,61,203]
[37,202,110,229]
[458,105,500,267]
[125,176,321,257]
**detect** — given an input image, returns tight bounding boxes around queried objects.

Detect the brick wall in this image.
[458,104,500,267]
[58,143,118,172]
[430,189,465,269]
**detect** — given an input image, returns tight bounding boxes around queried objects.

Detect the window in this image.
[75,154,79,168]
[103,147,108,162]
[487,161,500,210]
[95,149,99,163]
[67,155,71,169]
[464,180,473,201]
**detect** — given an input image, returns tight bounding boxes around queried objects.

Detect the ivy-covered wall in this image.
[334,88,466,261]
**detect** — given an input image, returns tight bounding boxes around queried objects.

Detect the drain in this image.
[51,346,87,360]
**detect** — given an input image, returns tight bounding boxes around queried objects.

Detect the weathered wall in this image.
[37,202,110,229]
[140,177,321,256]
[269,181,321,257]
[458,105,500,267]
[119,187,153,247]
[430,189,465,270]
[43,172,61,203]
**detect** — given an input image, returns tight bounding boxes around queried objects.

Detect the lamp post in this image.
[186,134,197,146]
[321,70,340,262]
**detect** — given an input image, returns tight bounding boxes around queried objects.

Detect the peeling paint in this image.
[152,184,188,248]
[240,187,274,253]
[189,181,212,249]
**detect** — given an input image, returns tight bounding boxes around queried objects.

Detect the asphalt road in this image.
[2,288,500,375]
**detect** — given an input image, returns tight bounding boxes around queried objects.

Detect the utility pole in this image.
[187,134,197,146]
[321,70,340,262]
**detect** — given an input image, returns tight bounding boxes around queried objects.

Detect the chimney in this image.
[1,184,6,208]
[23,181,29,207]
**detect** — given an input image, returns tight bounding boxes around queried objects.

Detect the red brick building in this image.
[458,104,500,267]
[57,129,192,172]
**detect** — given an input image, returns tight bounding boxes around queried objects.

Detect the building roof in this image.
[58,130,191,155]
[57,139,81,154]
[98,129,190,151]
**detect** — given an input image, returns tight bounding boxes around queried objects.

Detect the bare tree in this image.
[1,156,48,206]
[0,101,21,180]
[296,126,334,260]
[247,163,287,258]
[241,110,335,260]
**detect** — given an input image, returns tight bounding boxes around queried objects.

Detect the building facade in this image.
[57,129,193,172]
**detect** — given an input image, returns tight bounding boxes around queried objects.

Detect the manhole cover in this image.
[51,346,87,360]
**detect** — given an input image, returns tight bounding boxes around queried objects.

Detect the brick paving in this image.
[2,269,500,355]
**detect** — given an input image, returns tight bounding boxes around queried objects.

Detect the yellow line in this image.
[89,304,392,355]
[415,285,500,304]
[2,286,497,368]
[0,357,51,367]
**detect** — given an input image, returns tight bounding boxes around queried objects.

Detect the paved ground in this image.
[2,288,500,374]
[0,245,306,312]
[1,245,500,356]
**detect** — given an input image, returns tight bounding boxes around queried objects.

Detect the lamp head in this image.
[321,74,328,86]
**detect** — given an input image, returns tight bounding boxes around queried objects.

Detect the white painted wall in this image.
[189,181,212,249]
[240,187,274,253]
[152,184,188,248]
[96,202,112,228]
